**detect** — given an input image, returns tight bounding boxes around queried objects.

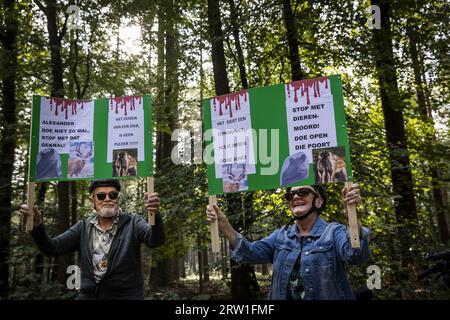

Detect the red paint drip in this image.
[211,89,248,118]
[109,96,141,116]
[287,76,329,105]
[49,97,92,120]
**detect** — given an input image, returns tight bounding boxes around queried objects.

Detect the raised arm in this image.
[21,203,82,256]
[136,213,165,248]
[207,203,278,264]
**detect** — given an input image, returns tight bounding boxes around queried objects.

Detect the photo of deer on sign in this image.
[112,148,138,177]
[68,141,94,178]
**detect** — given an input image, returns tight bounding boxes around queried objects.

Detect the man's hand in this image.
[145,192,160,214]
[342,183,362,210]
[20,204,42,228]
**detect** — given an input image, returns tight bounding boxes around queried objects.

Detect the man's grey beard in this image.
[97,207,118,219]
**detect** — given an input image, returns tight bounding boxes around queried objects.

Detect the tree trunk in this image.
[281,0,304,81]
[180,255,186,278]
[407,25,449,244]
[0,0,19,299]
[198,247,204,293]
[230,259,260,299]
[155,0,165,171]
[207,0,230,96]
[150,0,181,289]
[37,0,73,286]
[207,0,261,299]
[149,259,171,289]
[371,0,419,265]
[162,0,178,161]
[202,248,210,282]
[70,181,77,226]
[45,0,65,98]
[228,0,248,89]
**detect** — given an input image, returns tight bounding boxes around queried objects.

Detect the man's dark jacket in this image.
[31,212,165,299]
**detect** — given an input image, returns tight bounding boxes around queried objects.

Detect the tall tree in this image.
[371,0,419,264]
[227,0,248,89]
[281,0,305,81]
[207,0,260,299]
[34,0,72,286]
[406,21,449,244]
[0,0,19,299]
[150,0,182,288]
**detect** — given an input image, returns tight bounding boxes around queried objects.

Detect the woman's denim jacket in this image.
[231,217,371,300]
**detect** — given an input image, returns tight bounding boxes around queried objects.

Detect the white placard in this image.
[285,78,337,163]
[210,91,256,178]
[38,97,94,153]
[107,96,145,162]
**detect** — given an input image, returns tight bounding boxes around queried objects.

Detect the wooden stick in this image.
[26,181,36,232]
[147,177,155,225]
[209,195,220,253]
[345,181,360,249]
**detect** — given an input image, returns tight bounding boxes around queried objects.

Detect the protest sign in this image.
[26,95,155,230]
[203,75,352,195]
[29,95,153,182]
[203,75,360,249]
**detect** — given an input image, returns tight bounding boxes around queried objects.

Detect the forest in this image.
[0,0,449,300]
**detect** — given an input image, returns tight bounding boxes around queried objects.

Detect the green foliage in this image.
[2,0,449,300]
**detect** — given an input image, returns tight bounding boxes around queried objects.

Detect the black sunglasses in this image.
[285,188,317,201]
[94,191,119,201]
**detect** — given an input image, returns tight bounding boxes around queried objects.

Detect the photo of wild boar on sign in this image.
[112,148,138,177]
[280,151,309,186]
[68,141,94,178]
[35,148,62,180]
[313,146,348,183]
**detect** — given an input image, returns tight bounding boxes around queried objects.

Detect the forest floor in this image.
[144,273,272,300]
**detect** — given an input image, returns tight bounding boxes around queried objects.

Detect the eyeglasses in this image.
[285,188,317,201]
[94,191,119,201]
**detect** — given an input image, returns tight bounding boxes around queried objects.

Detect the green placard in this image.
[29,95,153,182]
[203,75,352,195]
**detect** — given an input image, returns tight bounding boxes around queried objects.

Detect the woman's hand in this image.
[206,203,238,247]
[342,183,362,209]
[206,204,227,224]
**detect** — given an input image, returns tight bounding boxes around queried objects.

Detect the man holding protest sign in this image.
[20,179,165,300]
[206,183,371,300]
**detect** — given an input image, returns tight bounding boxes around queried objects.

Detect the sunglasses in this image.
[94,191,119,201]
[285,188,317,201]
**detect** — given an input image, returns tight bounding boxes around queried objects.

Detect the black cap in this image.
[89,179,121,193]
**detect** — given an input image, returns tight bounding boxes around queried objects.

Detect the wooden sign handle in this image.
[147,177,155,225]
[209,195,220,253]
[345,181,360,249]
[25,181,36,232]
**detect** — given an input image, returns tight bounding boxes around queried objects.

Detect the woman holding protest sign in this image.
[206,183,371,300]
